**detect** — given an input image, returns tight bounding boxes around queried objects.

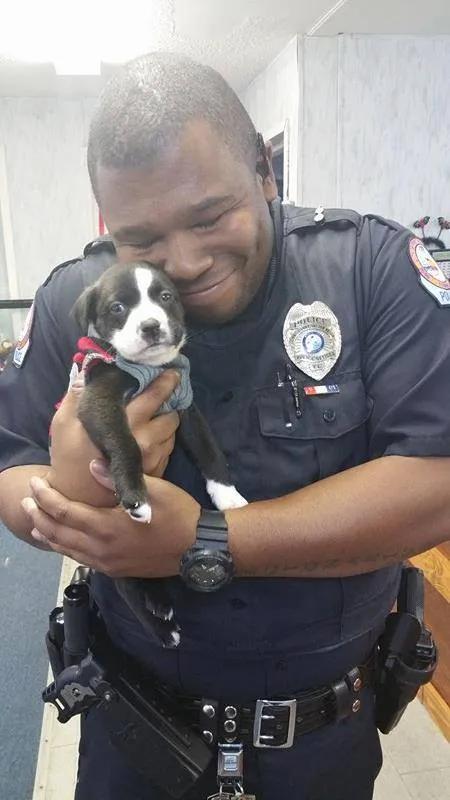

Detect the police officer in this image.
[1,52,450,800]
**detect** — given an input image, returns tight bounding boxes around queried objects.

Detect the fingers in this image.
[126,370,180,426]
[21,496,91,556]
[24,477,96,533]
[59,365,85,411]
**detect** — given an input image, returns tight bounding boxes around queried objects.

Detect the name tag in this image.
[303,384,340,396]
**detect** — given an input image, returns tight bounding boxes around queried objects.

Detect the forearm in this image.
[227,456,450,578]
[0,465,51,545]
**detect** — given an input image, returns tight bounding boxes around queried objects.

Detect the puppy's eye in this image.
[110,301,126,314]
[160,291,173,302]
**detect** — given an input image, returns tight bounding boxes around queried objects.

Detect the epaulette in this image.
[284,205,363,235]
[364,213,409,234]
[83,235,116,257]
[42,236,117,287]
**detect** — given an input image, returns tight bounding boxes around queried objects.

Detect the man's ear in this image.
[72,285,98,333]
[256,136,279,202]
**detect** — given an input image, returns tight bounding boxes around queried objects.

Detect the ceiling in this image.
[0,0,449,96]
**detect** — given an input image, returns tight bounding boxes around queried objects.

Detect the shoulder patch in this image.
[13,302,35,368]
[408,237,450,307]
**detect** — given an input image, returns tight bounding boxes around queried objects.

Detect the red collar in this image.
[73,336,115,368]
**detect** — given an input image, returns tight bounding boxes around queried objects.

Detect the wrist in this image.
[180,507,235,591]
[183,498,201,553]
[226,502,261,577]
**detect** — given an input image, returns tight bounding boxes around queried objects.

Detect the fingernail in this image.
[68,363,80,389]
[30,476,49,492]
[31,528,47,543]
[21,497,38,514]
[90,459,110,477]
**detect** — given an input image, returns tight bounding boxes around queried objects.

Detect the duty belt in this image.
[43,565,436,798]
[165,657,376,749]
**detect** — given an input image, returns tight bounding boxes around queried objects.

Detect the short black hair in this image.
[87,51,258,201]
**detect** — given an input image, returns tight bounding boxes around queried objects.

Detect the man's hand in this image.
[47,369,181,507]
[21,475,200,578]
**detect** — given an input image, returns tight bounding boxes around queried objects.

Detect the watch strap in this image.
[196,509,229,552]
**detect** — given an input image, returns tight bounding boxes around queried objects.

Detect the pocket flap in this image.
[257,377,372,440]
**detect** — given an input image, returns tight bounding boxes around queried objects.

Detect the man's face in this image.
[95,120,275,325]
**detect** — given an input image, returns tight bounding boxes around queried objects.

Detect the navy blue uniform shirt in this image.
[1,201,450,697]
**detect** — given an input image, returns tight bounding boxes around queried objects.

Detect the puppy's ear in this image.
[72,285,98,333]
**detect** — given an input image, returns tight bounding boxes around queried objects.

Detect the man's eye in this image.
[194,214,223,231]
[160,291,173,302]
[132,240,154,250]
[110,301,126,314]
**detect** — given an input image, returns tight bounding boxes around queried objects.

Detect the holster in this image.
[43,568,212,799]
[375,565,438,734]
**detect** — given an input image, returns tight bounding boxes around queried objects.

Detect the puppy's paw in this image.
[120,488,152,523]
[206,480,248,511]
[169,629,181,648]
[125,501,152,523]
[145,595,174,621]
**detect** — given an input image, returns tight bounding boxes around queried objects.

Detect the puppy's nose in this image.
[140,318,161,336]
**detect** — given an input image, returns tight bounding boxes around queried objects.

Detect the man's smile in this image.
[179,269,238,306]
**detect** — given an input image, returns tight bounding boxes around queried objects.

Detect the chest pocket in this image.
[256,375,372,497]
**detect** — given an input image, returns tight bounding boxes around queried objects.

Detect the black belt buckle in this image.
[253,699,297,748]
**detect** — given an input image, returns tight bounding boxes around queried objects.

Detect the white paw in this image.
[206,480,248,511]
[127,502,152,523]
[169,630,181,648]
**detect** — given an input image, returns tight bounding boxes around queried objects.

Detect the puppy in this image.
[72,260,247,646]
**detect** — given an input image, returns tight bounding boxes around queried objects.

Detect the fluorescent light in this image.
[54,58,101,77]
[0,0,172,75]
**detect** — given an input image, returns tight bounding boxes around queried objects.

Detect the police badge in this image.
[283,301,342,380]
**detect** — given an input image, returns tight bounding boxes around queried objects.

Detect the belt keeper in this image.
[346,666,363,693]
[332,667,364,721]
[332,678,353,721]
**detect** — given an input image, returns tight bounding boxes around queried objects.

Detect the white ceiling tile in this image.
[1,0,450,96]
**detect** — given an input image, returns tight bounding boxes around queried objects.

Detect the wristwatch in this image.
[180,509,234,592]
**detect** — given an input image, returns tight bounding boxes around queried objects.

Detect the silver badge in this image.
[283,301,341,380]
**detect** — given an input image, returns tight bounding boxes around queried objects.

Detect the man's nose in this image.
[162,232,213,282]
[139,318,161,336]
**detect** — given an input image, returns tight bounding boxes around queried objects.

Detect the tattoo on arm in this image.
[250,546,412,577]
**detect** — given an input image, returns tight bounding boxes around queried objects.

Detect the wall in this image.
[240,36,300,205]
[0,98,97,300]
[241,33,450,245]
[300,34,450,243]
[2,34,449,304]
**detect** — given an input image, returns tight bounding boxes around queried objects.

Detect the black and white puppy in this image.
[72,261,246,646]
[73,260,247,519]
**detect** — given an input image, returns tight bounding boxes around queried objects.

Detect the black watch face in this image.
[186,554,230,590]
